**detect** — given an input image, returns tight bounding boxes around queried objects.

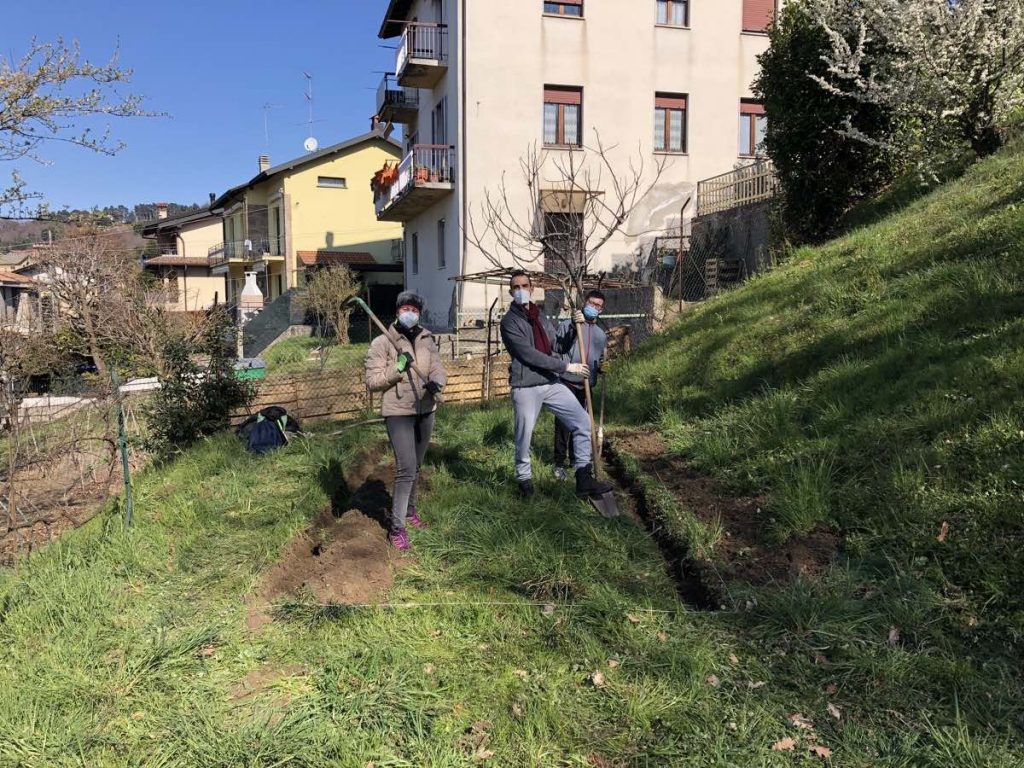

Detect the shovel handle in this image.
[349,296,431,385]
[575,318,600,472]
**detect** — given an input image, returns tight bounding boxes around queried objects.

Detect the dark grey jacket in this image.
[500,302,568,388]
[556,319,607,387]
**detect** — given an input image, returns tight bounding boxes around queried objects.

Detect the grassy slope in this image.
[609,138,1024,752]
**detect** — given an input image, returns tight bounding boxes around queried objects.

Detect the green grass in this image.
[263,336,368,377]
[606,137,1024,755]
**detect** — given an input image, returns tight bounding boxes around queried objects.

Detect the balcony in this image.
[377,73,419,124]
[209,237,286,270]
[396,23,448,89]
[373,145,455,223]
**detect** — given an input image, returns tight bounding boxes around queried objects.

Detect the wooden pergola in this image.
[450,267,637,290]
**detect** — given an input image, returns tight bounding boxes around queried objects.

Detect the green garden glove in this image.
[396,351,414,373]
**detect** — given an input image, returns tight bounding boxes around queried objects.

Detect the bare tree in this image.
[466,133,667,310]
[305,265,363,345]
[1,37,156,220]
[37,227,138,377]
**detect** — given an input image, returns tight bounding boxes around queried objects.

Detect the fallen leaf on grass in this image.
[789,713,814,730]
[771,737,796,751]
[656,631,669,643]
[131,711,145,721]
[510,703,524,718]
[937,521,949,543]
[809,745,833,759]
[607,658,620,668]
[429,629,442,638]
[541,604,556,616]
[813,653,828,665]
[513,669,528,679]
[625,613,642,624]
[589,671,606,688]
[825,683,838,695]
[729,654,739,666]
[423,664,435,675]
[197,645,216,658]
[478,643,491,651]
[827,703,841,721]
[475,747,495,761]
[706,674,720,687]
[748,680,766,690]
[888,627,901,647]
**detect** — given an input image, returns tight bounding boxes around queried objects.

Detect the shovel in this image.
[597,373,606,447]
[575,316,619,519]
[348,296,440,401]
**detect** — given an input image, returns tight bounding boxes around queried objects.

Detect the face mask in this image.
[398,311,419,328]
[583,305,601,321]
[513,288,531,305]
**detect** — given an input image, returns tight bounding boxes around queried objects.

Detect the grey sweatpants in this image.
[385,412,435,530]
[512,383,592,481]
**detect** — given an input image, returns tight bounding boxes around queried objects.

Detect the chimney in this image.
[209,192,216,204]
[370,115,381,132]
[259,154,270,173]
[156,202,168,220]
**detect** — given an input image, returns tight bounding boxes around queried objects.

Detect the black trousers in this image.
[553,383,588,467]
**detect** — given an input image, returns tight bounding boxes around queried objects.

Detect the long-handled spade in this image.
[348,296,439,400]
[575,315,619,518]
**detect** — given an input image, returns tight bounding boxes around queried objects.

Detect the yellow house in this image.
[210,130,405,309]
[140,204,227,312]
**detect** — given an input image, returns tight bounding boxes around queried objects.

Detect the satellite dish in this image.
[304,136,319,152]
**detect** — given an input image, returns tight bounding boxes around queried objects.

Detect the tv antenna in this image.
[261,102,282,147]
[303,72,319,152]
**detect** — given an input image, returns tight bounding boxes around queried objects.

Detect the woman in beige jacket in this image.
[364,291,447,551]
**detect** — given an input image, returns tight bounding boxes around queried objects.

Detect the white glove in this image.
[565,363,590,377]
[573,310,585,324]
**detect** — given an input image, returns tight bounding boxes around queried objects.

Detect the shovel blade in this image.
[589,491,620,519]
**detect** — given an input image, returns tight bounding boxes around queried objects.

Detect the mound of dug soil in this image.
[246,442,409,629]
[612,431,839,587]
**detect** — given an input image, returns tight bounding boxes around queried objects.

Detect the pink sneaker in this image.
[407,506,428,529]
[389,528,410,551]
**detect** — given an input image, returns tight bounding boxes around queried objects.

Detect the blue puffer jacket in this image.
[499,302,568,388]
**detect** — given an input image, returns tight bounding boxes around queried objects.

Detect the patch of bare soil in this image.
[246,442,422,629]
[229,663,307,702]
[611,431,840,587]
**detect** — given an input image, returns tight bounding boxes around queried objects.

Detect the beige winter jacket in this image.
[364,325,448,417]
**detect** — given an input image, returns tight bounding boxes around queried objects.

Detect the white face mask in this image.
[512,288,531,305]
[398,311,420,328]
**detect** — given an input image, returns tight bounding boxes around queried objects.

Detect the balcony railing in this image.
[696,160,778,216]
[376,73,420,124]
[373,145,456,220]
[397,22,448,88]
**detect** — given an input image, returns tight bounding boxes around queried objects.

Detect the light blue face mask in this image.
[583,305,601,320]
[398,311,420,328]
[513,288,531,305]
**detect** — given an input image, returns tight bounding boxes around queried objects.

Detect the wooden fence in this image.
[230,354,512,425]
[696,160,778,216]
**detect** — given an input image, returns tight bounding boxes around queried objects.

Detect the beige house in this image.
[372,0,779,328]
[140,204,226,312]
[210,130,405,309]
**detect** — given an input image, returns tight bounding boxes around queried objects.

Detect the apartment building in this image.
[372,0,777,328]
[140,204,226,312]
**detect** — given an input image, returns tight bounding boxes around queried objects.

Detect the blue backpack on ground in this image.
[236,406,301,455]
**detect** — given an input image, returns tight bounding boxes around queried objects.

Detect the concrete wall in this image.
[382,0,778,329]
[690,199,773,281]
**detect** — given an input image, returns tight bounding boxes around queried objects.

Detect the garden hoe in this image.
[347,296,439,401]
[575,315,619,518]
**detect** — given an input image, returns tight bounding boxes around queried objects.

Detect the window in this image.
[543,86,583,147]
[437,219,446,269]
[654,93,687,153]
[317,176,347,188]
[656,0,688,26]
[544,1,582,16]
[543,211,584,274]
[411,232,419,274]
[742,0,776,32]
[432,97,448,145]
[739,100,767,156]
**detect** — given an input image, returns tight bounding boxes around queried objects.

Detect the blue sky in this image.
[3,0,394,211]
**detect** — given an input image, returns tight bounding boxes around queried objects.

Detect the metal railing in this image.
[374,144,456,215]
[397,22,448,74]
[696,160,778,216]
[377,73,420,115]
[208,237,287,267]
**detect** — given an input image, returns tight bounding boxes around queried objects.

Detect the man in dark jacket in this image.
[499,270,611,500]
[553,289,607,479]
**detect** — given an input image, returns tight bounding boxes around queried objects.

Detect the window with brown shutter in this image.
[739,99,767,157]
[543,86,583,147]
[544,0,583,17]
[742,0,776,32]
[654,93,688,153]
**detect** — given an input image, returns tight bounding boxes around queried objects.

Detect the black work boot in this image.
[575,464,613,499]
[518,479,535,499]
